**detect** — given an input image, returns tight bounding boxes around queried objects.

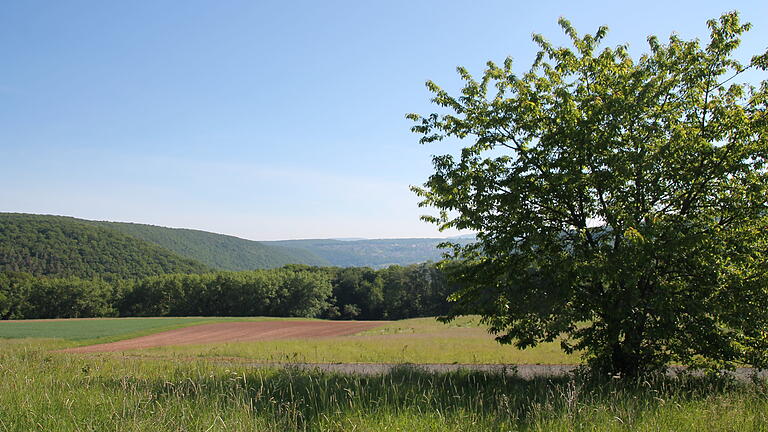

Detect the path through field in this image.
[63,321,386,353]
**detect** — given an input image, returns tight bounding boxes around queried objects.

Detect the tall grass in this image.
[1,341,766,431]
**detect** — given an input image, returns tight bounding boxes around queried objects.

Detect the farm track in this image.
[63,351,768,380]
[236,363,764,380]
[62,321,388,353]
[236,362,579,378]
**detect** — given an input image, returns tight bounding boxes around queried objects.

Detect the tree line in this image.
[0,263,455,320]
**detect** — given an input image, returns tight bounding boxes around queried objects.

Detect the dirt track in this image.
[63,321,386,353]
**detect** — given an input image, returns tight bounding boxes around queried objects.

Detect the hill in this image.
[89,221,330,270]
[0,213,210,279]
[78,219,466,269]
[0,212,472,275]
[265,237,473,268]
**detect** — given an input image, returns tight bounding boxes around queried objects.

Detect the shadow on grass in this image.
[93,364,766,430]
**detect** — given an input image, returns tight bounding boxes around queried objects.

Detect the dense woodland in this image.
[0,214,210,280]
[89,220,331,270]
[0,263,455,320]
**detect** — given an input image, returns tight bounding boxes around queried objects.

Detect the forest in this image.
[0,213,211,279]
[0,213,464,276]
[0,213,459,322]
[0,263,455,321]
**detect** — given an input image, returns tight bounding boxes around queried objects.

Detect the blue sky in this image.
[1,1,766,240]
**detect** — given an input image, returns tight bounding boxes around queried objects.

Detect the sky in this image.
[1,1,767,240]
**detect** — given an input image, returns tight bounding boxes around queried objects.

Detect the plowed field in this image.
[63,321,385,353]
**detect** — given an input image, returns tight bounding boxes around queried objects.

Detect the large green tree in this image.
[408,13,768,377]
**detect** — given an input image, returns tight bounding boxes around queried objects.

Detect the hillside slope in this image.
[0,213,210,279]
[88,221,330,270]
[1,212,470,273]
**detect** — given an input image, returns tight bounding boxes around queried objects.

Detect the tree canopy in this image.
[409,13,768,377]
[0,213,210,280]
[0,263,454,320]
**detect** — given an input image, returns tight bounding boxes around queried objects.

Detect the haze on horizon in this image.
[2,1,766,241]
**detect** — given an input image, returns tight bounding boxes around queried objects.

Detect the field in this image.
[122,317,576,364]
[1,317,767,431]
[0,316,576,364]
[63,320,388,353]
[0,317,262,342]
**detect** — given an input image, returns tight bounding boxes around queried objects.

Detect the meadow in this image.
[0,316,575,364]
[0,317,264,342]
[128,317,577,364]
[1,317,767,431]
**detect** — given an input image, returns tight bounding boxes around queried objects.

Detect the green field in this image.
[0,317,218,340]
[0,339,766,431]
[133,317,577,364]
[0,317,279,345]
[0,316,577,364]
[1,317,767,430]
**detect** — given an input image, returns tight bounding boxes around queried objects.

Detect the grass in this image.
[0,316,307,345]
[0,317,221,341]
[0,316,576,364]
[0,340,766,431]
[138,333,574,364]
[78,316,578,364]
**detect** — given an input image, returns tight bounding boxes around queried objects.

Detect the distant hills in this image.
[265,237,471,268]
[0,212,472,278]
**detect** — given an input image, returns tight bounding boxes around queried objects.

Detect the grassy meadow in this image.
[1,317,767,430]
[0,316,575,364]
[129,317,576,364]
[1,339,767,431]
[0,317,252,341]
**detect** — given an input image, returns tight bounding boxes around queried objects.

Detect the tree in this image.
[24,277,116,319]
[0,271,34,320]
[408,13,768,377]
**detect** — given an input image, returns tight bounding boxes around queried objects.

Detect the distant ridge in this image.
[265,237,473,268]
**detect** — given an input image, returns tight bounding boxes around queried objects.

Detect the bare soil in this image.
[63,321,387,353]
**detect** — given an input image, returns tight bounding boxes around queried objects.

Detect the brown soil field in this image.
[63,321,387,353]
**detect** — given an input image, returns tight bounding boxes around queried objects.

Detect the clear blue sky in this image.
[1,1,766,240]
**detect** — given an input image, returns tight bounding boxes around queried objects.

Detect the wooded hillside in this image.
[0,214,210,279]
[90,220,330,270]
